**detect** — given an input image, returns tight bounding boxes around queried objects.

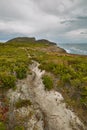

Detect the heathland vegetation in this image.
[0,37,87,127]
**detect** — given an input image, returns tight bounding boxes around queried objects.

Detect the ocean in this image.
[57,43,87,55]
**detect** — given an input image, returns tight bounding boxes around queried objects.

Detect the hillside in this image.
[0,37,87,130]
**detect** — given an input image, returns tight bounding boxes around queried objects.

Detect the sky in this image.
[0,0,87,43]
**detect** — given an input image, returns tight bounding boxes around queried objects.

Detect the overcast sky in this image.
[0,0,87,43]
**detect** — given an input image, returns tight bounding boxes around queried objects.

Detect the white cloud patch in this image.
[0,0,87,43]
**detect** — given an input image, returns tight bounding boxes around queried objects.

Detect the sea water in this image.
[57,43,87,55]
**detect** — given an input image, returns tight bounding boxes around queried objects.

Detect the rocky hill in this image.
[6,37,66,53]
[0,37,87,130]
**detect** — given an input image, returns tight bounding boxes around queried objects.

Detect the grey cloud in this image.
[32,0,75,16]
[80,32,87,35]
[60,19,76,24]
[77,16,87,20]
[0,0,87,43]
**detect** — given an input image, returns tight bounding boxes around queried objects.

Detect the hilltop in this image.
[0,37,87,130]
[6,37,36,43]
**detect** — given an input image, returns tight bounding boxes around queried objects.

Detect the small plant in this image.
[42,75,53,90]
[14,126,24,130]
[15,65,27,79]
[15,99,32,109]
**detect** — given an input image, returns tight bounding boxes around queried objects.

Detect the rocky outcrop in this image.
[6,61,86,130]
[36,39,56,45]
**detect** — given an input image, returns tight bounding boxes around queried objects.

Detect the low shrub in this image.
[15,99,32,109]
[0,72,16,88]
[42,75,53,90]
[0,122,6,130]
[15,65,27,79]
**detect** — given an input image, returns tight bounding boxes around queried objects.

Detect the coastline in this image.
[57,43,87,56]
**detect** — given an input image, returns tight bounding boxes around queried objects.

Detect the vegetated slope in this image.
[0,37,87,130]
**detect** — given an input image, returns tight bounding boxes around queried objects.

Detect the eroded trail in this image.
[7,61,86,130]
[29,61,85,130]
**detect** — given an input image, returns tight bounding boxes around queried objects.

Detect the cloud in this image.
[77,16,87,20]
[80,32,87,35]
[0,0,87,43]
[60,19,76,24]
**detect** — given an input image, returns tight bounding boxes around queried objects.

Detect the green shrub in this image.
[70,78,81,87]
[0,72,16,88]
[42,75,53,90]
[80,98,87,108]
[0,122,6,130]
[61,73,71,83]
[15,65,27,79]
